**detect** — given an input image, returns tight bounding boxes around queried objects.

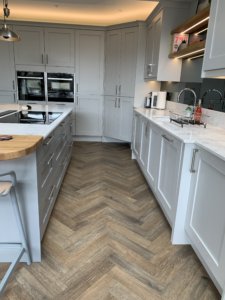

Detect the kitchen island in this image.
[0,104,73,263]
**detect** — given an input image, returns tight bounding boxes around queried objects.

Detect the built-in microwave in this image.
[17,71,45,101]
[47,73,74,103]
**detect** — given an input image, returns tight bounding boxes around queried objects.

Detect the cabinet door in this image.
[202,0,225,73]
[132,113,142,157]
[119,28,137,97]
[75,95,103,136]
[140,119,150,170]
[14,26,45,66]
[45,28,74,68]
[145,24,154,79]
[186,148,225,289]
[118,97,133,142]
[0,92,16,104]
[151,13,162,78]
[156,132,182,223]
[76,30,104,95]
[146,124,161,189]
[145,13,162,79]
[103,96,119,139]
[104,30,121,96]
[0,43,15,91]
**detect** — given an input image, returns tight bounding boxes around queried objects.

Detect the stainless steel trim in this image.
[17,76,44,80]
[44,72,48,102]
[162,134,173,143]
[190,149,199,173]
[47,77,73,81]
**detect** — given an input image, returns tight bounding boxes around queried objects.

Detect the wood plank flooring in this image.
[1,142,221,299]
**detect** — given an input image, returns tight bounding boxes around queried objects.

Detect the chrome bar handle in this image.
[190,149,199,173]
[118,98,120,108]
[115,85,118,96]
[162,134,173,143]
[12,80,15,90]
[145,122,148,137]
[46,54,48,64]
[76,96,79,105]
[119,85,121,96]
[115,98,117,108]
[42,54,44,64]
[76,83,79,93]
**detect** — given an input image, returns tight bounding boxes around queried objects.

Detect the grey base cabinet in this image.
[185,146,225,294]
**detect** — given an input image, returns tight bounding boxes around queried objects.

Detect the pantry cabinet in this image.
[185,146,225,292]
[104,27,137,98]
[202,0,225,78]
[104,96,133,142]
[75,30,104,95]
[0,42,16,100]
[14,26,74,70]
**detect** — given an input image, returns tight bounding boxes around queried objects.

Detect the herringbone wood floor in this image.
[1,142,220,299]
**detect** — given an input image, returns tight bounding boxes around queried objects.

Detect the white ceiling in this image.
[7,0,159,26]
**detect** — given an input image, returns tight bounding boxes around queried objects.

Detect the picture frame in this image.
[196,0,210,13]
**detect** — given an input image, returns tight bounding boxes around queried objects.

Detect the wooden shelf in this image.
[171,6,210,34]
[168,40,205,59]
[169,6,210,59]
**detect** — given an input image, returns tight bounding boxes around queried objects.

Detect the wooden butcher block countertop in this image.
[0,135,43,160]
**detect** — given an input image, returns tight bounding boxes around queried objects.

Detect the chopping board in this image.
[0,135,43,160]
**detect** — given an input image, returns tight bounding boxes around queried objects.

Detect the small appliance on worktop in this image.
[0,110,62,124]
[144,91,167,109]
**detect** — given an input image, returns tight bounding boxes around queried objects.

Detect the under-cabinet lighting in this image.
[181,17,209,34]
[176,48,205,59]
[195,28,208,35]
[188,54,204,60]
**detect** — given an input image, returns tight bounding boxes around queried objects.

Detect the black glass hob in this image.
[0,110,62,124]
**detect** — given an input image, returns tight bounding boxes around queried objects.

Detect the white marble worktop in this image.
[0,104,72,138]
[135,108,225,162]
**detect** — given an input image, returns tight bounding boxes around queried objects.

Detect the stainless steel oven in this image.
[47,73,74,103]
[17,71,45,101]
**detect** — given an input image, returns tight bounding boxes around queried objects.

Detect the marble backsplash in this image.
[166,101,225,130]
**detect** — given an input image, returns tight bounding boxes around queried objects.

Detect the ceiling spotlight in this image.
[0,0,20,42]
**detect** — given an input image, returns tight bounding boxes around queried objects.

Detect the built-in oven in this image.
[17,71,45,101]
[47,73,74,103]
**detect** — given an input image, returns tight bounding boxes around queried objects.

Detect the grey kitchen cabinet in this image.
[202,0,225,78]
[37,113,73,238]
[75,95,103,137]
[132,110,192,244]
[155,131,183,225]
[74,30,104,138]
[0,42,16,101]
[103,26,137,141]
[104,27,138,98]
[104,96,133,142]
[185,146,225,294]
[145,5,190,81]
[75,30,104,95]
[14,26,74,71]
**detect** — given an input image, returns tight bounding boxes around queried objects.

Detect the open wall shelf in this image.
[169,6,210,60]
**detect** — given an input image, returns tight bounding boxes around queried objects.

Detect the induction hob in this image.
[0,110,62,124]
